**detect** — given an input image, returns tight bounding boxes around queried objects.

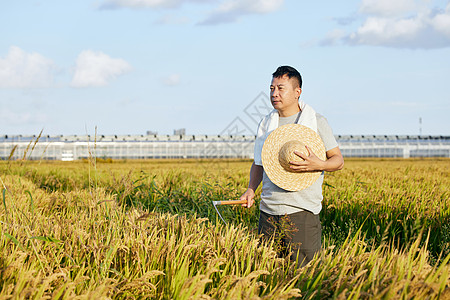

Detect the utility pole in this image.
[419,117,422,136]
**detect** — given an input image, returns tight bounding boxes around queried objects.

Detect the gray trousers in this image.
[258,210,322,266]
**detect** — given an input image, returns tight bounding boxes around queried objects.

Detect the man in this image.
[240,65,344,266]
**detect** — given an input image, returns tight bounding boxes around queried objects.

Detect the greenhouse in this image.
[1,134,449,161]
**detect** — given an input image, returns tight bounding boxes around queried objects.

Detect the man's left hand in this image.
[290,145,325,172]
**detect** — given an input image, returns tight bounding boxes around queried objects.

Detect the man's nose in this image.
[271,88,279,97]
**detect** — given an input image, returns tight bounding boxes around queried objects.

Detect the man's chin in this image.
[272,102,281,108]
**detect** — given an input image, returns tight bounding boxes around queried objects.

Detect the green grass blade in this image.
[4,232,26,251]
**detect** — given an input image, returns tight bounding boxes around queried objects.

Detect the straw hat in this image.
[261,124,326,191]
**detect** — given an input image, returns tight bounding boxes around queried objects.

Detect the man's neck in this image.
[278,105,301,118]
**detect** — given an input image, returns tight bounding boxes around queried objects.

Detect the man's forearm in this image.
[322,154,344,172]
[320,146,344,172]
[248,162,263,191]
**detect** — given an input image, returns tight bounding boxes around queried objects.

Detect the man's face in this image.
[270,74,302,117]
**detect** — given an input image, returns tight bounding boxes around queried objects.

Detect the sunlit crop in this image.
[1,158,449,299]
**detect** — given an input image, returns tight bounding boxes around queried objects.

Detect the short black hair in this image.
[272,66,302,89]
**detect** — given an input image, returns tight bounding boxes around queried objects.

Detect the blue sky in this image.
[1,0,449,136]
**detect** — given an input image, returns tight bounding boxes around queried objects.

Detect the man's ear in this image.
[296,87,302,99]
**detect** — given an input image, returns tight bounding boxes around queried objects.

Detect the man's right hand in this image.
[240,188,255,208]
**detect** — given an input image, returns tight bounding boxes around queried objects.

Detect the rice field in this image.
[1,158,449,299]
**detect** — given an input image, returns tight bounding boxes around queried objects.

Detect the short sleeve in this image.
[316,113,338,151]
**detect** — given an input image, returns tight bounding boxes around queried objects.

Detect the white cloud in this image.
[0,108,48,125]
[99,0,283,24]
[359,0,417,17]
[163,74,181,86]
[216,0,283,14]
[323,1,450,49]
[429,2,450,37]
[100,0,210,9]
[319,29,347,46]
[348,16,425,46]
[200,0,284,25]
[0,46,55,88]
[71,50,132,88]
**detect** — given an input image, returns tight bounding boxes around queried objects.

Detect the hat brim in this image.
[261,124,326,191]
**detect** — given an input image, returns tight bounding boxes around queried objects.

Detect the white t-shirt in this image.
[258,112,338,215]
